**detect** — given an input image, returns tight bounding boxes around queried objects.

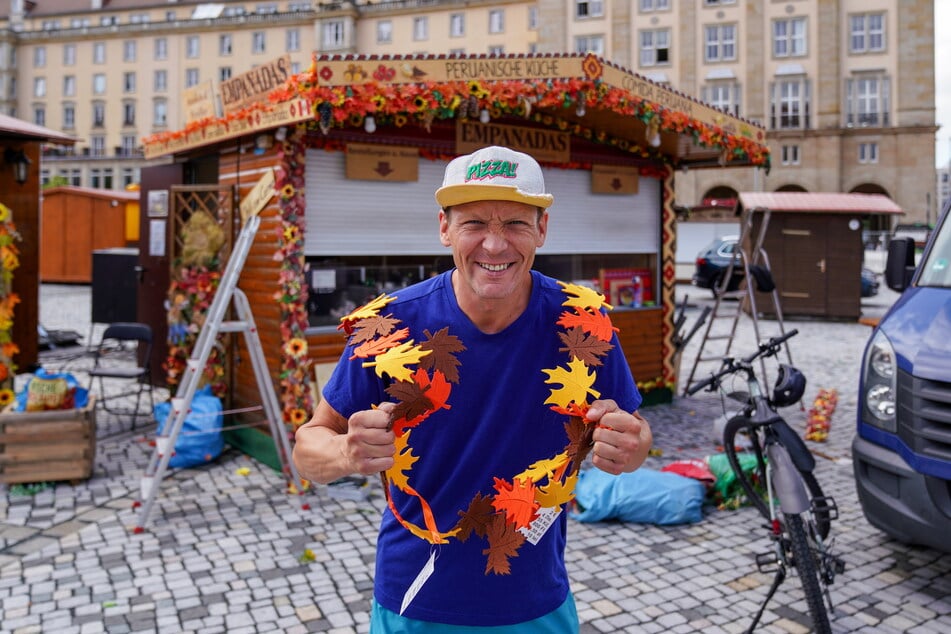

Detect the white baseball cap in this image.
[435,146,554,209]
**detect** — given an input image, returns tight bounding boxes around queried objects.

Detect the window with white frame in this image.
[704,24,736,62]
[91,136,106,158]
[414,17,428,41]
[33,106,45,127]
[576,1,604,18]
[130,13,150,23]
[124,40,136,62]
[63,104,75,129]
[34,46,45,67]
[123,72,135,93]
[575,35,605,56]
[850,13,885,53]
[122,167,136,187]
[253,31,267,53]
[71,18,90,28]
[185,68,199,88]
[33,77,46,97]
[256,3,278,14]
[220,67,232,82]
[702,82,741,116]
[63,44,76,66]
[92,102,105,127]
[769,77,811,129]
[154,70,167,92]
[489,10,504,33]
[528,6,538,29]
[639,29,670,66]
[154,38,168,60]
[488,45,505,55]
[186,36,200,58]
[100,16,116,26]
[704,0,736,5]
[640,0,669,11]
[450,14,465,37]
[781,144,800,165]
[377,20,392,44]
[63,75,76,97]
[845,75,890,127]
[121,135,137,156]
[323,21,344,48]
[123,101,135,126]
[450,48,466,56]
[219,34,232,56]
[153,99,167,127]
[773,17,806,57]
[93,73,106,95]
[858,142,878,164]
[93,42,106,64]
[286,28,300,51]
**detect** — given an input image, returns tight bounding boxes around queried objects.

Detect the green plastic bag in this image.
[706,453,765,510]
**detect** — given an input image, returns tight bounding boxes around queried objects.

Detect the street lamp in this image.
[4,148,31,185]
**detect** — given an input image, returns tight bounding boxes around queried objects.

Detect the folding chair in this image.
[87,322,155,429]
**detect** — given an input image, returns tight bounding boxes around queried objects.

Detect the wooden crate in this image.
[0,398,97,484]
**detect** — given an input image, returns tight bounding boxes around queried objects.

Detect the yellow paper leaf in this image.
[542,357,601,409]
[535,473,578,508]
[514,452,570,485]
[362,341,432,382]
[558,281,612,311]
[385,430,418,491]
[340,293,396,324]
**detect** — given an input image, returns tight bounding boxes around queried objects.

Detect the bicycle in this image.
[687,329,845,634]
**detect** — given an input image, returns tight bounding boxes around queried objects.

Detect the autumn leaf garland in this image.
[338,281,616,575]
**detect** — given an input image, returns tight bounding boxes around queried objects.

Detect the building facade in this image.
[1,0,937,225]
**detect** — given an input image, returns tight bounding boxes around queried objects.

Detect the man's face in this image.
[439,200,548,303]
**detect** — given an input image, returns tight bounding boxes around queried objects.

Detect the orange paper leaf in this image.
[556,307,619,342]
[492,477,539,530]
[350,327,410,359]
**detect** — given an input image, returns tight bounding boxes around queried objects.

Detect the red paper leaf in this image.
[556,307,618,342]
[491,477,539,530]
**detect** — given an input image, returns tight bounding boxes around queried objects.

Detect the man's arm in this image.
[585,400,653,475]
[293,399,396,484]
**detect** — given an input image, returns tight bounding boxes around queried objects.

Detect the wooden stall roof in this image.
[143,53,770,170]
[0,112,77,145]
[42,185,139,203]
[737,192,905,216]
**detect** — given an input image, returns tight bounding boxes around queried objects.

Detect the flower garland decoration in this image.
[274,127,315,427]
[261,54,770,169]
[165,263,227,396]
[336,281,615,575]
[0,202,20,407]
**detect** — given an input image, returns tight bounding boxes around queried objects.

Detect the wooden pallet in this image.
[0,398,97,484]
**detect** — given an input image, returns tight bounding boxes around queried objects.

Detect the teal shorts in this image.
[369,593,578,633]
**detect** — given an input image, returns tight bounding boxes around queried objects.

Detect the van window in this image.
[918,219,951,287]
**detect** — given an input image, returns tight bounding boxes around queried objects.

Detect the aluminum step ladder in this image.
[682,207,794,394]
[133,212,306,531]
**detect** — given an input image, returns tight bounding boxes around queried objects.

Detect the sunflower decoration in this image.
[0,202,21,392]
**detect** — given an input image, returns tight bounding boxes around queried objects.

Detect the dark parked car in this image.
[692,235,744,296]
[693,236,881,298]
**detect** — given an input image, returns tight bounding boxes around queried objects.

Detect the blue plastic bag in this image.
[153,385,224,468]
[570,467,706,525]
[14,368,90,411]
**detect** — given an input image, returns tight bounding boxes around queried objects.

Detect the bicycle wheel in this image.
[721,416,831,539]
[786,512,832,633]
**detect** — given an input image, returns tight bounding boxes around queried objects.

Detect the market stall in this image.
[140,53,770,464]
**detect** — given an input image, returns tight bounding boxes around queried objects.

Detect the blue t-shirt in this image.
[323,270,641,626]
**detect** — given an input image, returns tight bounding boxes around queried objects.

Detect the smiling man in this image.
[293,145,653,633]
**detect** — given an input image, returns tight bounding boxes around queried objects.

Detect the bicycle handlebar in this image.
[685,329,799,396]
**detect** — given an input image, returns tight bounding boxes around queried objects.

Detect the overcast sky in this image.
[935,1,948,167]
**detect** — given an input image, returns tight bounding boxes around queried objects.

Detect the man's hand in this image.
[585,399,653,475]
[345,402,397,475]
[293,400,397,484]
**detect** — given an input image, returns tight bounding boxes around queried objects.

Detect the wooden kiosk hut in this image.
[139,53,770,465]
[736,191,903,320]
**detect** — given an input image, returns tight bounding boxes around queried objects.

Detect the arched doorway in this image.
[775,184,808,192]
[850,184,893,233]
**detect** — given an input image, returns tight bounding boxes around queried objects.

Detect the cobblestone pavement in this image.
[1,284,949,633]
